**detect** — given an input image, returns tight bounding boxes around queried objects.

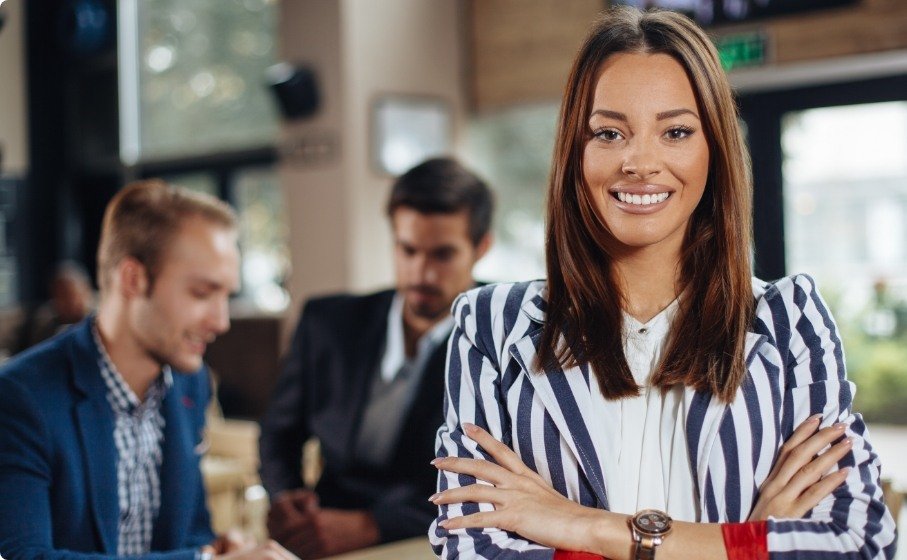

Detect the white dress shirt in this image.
[590,300,699,521]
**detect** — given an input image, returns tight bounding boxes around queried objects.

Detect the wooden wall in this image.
[468,0,602,112]
[468,0,907,112]
[718,0,907,64]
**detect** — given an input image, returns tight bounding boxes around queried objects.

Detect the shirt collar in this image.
[92,319,173,413]
[380,292,454,383]
[622,297,681,339]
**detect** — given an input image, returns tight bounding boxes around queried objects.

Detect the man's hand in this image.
[267,489,320,545]
[267,489,381,559]
[207,529,256,555]
[280,508,381,559]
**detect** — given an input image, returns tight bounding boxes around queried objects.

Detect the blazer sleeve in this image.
[258,301,315,496]
[368,481,437,543]
[765,274,898,559]
[429,291,553,560]
[0,375,200,560]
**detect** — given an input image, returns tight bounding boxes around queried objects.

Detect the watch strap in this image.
[633,537,657,560]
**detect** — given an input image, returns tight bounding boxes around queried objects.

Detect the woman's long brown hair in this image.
[538,7,754,403]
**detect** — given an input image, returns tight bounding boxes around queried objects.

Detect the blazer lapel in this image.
[69,322,119,553]
[346,292,395,456]
[152,381,196,549]
[509,329,610,510]
[686,330,768,521]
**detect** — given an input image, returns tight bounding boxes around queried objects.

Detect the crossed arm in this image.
[431,420,852,560]
[429,278,897,560]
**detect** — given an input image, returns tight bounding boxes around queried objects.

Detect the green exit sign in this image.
[715,32,767,71]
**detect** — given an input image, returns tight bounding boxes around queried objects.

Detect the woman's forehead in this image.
[589,53,698,112]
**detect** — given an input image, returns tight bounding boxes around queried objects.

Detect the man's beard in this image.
[405,285,448,320]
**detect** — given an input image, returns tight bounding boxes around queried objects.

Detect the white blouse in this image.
[589,299,700,522]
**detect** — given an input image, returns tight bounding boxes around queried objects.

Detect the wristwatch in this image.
[629,509,673,560]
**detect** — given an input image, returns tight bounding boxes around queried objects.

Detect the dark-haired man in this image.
[260,158,494,558]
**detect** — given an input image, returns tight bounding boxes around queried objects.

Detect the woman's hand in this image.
[431,423,609,553]
[749,414,852,521]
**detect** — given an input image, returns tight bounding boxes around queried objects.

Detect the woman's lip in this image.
[611,193,671,214]
[608,184,675,195]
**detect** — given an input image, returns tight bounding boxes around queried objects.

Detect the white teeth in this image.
[616,192,669,205]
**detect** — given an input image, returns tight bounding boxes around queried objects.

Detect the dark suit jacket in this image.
[259,289,448,543]
[0,319,215,560]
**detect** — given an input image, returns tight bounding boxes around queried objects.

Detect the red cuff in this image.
[721,521,768,560]
[553,550,604,560]
[553,551,603,560]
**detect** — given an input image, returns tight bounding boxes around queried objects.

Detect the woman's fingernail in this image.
[430,458,440,466]
[808,413,823,423]
[834,422,847,431]
[843,437,854,447]
[463,423,476,433]
[438,519,450,529]
[429,493,440,502]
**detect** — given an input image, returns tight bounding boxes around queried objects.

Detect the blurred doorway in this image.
[740,74,907,429]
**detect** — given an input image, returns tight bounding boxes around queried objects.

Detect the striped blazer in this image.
[430,274,897,559]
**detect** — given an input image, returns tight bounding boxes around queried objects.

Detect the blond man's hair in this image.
[96,179,238,293]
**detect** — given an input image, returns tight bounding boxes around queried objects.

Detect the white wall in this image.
[278,0,349,310]
[278,0,466,318]
[341,0,466,292]
[0,0,28,175]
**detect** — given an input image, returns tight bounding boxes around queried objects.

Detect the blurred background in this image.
[0,0,905,544]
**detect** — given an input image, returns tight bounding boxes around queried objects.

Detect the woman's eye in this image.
[594,128,623,142]
[665,126,694,140]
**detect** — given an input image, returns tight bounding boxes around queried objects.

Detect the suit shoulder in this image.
[0,345,79,430]
[301,289,394,319]
[0,335,73,393]
[452,281,546,358]
[455,281,545,321]
[752,274,823,314]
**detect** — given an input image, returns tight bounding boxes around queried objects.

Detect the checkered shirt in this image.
[92,322,173,555]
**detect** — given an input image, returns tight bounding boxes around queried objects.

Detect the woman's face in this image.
[582,52,710,256]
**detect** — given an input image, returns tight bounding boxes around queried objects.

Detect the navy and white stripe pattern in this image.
[430,275,897,559]
[92,324,172,555]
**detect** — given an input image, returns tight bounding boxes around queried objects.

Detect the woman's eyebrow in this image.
[589,109,627,122]
[589,108,700,121]
[656,108,699,120]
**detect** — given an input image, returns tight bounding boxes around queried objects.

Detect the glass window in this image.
[164,172,218,196]
[233,167,290,312]
[782,101,907,425]
[465,103,558,282]
[122,0,279,162]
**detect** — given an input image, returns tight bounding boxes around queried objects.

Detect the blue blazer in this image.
[430,275,897,559]
[0,319,215,560]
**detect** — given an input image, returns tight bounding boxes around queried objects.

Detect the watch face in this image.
[633,510,673,536]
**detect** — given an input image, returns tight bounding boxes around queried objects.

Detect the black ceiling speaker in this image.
[266,63,320,120]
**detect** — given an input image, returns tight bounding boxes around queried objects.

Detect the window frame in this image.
[738,74,907,280]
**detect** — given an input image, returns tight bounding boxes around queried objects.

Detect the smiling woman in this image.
[582,52,710,257]
[428,6,898,560]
